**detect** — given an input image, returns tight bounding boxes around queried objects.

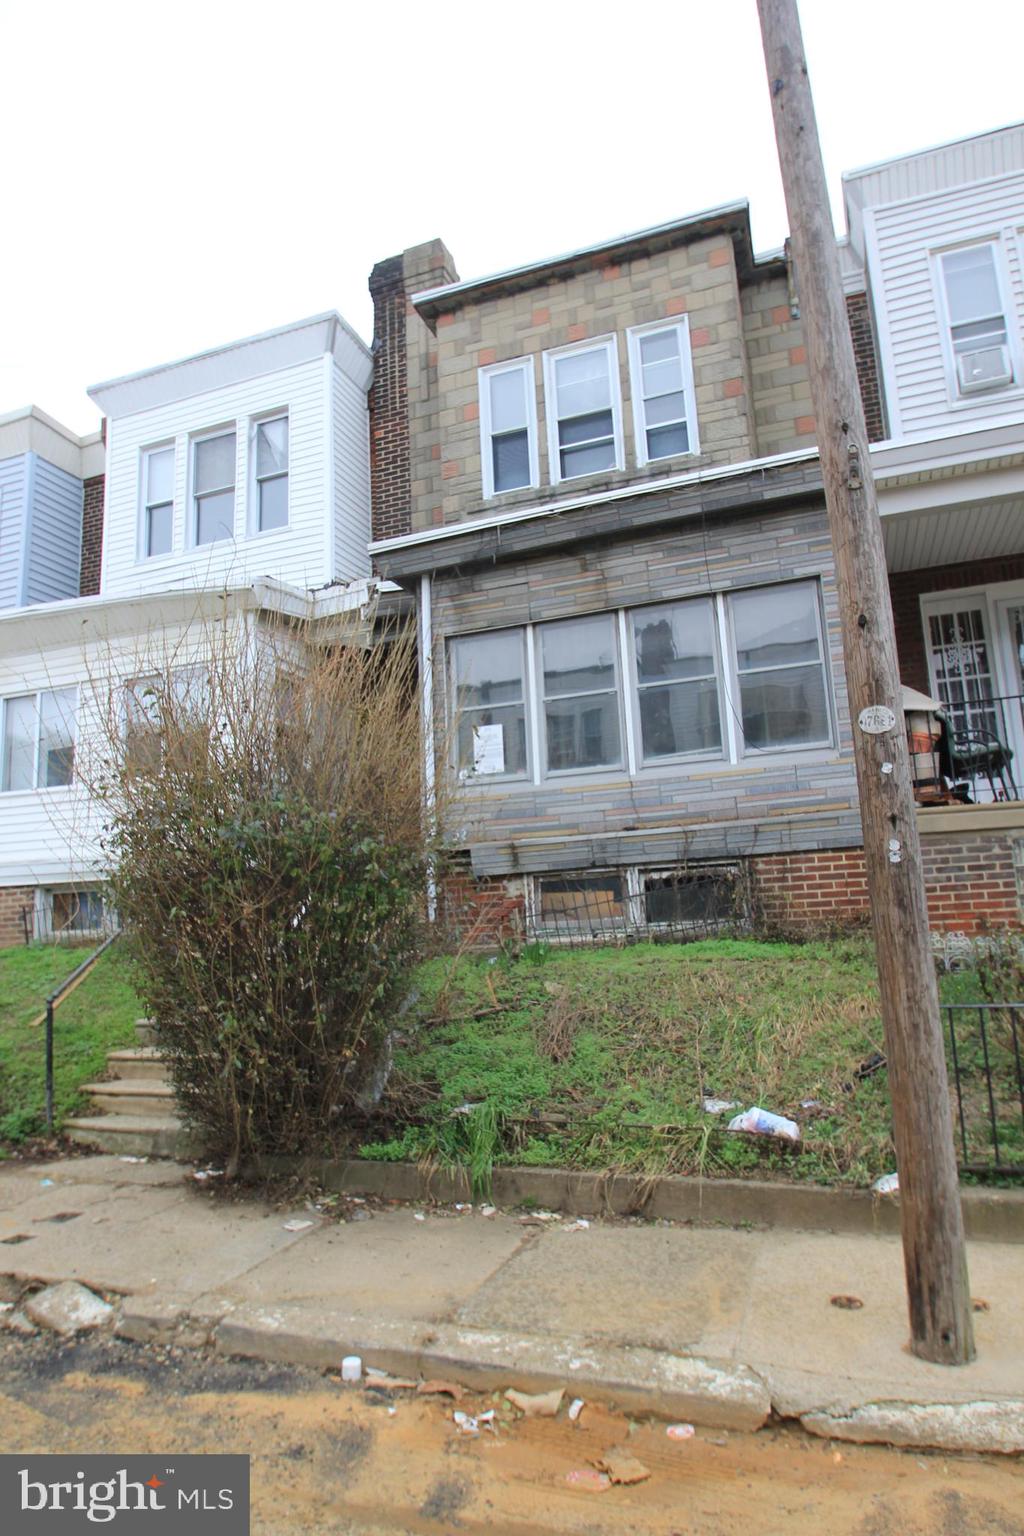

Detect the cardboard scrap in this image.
[504,1387,564,1418]
[417,1379,465,1401]
[593,1448,651,1485]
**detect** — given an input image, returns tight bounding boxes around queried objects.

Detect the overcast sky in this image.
[3,0,1022,435]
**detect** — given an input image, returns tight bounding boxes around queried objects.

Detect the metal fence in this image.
[945,1003,1024,1173]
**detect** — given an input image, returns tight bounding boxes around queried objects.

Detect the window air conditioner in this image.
[956,344,1013,394]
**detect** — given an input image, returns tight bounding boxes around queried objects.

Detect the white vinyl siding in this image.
[542,337,624,484]
[101,359,338,596]
[627,320,699,466]
[479,358,539,498]
[331,359,372,583]
[864,169,1024,437]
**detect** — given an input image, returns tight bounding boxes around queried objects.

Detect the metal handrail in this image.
[44,930,122,1133]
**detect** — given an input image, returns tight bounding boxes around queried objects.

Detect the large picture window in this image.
[632,596,721,761]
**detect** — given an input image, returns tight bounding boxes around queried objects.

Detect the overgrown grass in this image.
[360,936,1019,1189]
[0,943,141,1145]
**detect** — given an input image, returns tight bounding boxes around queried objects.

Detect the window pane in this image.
[640,329,680,367]
[639,680,721,759]
[633,599,716,682]
[147,502,173,557]
[555,348,611,419]
[545,694,621,770]
[942,246,1003,326]
[732,584,821,671]
[196,490,234,545]
[647,423,690,459]
[38,688,76,787]
[456,705,528,777]
[560,439,616,477]
[644,870,736,926]
[256,417,288,477]
[194,432,235,493]
[539,873,625,927]
[489,370,527,434]
[2,695,36,791]
[739,663,829,748]
[645,390,687,428]
[452,630,524,709]
[559,409,614,448]
[493,430,531,492]
[542,615,617,696]
[146,447,175,504]
[259,475,288,531]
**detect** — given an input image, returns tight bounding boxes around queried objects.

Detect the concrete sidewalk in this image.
[1,1154,1021,1453]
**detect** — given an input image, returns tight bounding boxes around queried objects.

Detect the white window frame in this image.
[448,626,533,784]
[542,335,624,486]
[931,236,1022,406]
[249,410,290,536]
[189,424,237,548]
[624,593,726,768]
[626,319,700,468]
[478,358,539,500]
[723,580,834,759]
[0,687,78,793]
[138,442,176,562]
[538,611,626,776]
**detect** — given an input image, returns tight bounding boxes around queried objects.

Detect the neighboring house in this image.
[0,314,376,945]
[369,123,1024,941]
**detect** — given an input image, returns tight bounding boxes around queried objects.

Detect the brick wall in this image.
[0,887,35,949]
[846,292,886,443]
[79,474,105,596]
[753,832,1022,935]
[369,241,458,545]
[890,554,1024,694]
[441,864,526,947]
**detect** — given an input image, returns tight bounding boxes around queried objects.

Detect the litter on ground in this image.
[504,1387,564,1418]
[417,1380,464,1401]
[667,1423,695,1440]
[566,1469,612,1492]
[873,1171,900,1196]
[568,1398,585,1423]
[593,1448,651,1485]
[563,1219,590,1232]
[727,1106,800,1142]
[702,1097,740,1115]
[282,1219,314,1232]
[341,1356,362,1382]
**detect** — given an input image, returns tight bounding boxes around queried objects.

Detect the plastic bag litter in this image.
[702,1097,740,1115]
[667,1423,695,1440]
[873,1172,899,1196]
[282,1218,314,1232]
[727,1106,800,1142]
[563,1219,590,1232]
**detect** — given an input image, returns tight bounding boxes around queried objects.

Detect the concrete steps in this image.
[64,1018,190,1158]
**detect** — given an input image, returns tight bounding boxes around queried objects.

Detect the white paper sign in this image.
[472,722,505,775]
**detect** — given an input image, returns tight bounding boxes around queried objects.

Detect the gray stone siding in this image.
[429,495,860,876]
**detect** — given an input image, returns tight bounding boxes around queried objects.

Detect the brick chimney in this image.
[368,239,458,544]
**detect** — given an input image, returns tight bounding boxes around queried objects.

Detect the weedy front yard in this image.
[0,944,140,1145]
[361,937,1020,1190]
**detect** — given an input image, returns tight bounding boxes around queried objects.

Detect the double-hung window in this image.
[192,429,236,545]
[730,582,830,751]
[627,321,698,464]
[938,242,1014,396]
[631,597,721,761]
[479,360,538,497]
[544,338,623,482]
[450,629,529,779]
[141,445,175,558]
[254,414,289,531]
[1,688,77,791]
[541,614,622,771]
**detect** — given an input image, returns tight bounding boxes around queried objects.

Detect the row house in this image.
[2,122,1022,947]
[369,123,1024,941]
[0,315,376,944]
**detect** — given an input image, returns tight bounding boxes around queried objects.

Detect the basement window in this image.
[537,873,627,933]
[643,867,742,929]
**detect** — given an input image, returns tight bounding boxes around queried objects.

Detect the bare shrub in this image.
[89,609,442,1172]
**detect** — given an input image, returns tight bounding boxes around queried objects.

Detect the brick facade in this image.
[441,863,527,946]
[742,272,817,457]
[890,554,1024,694]
[79,474,105,596]
[0,887,34,948]
[846,292,886,443]
[368,241,458,544]
[753,832,1022,935]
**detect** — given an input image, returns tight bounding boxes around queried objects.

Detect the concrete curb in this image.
[800,1400,1024,1455]
[244,1157,1024,1244]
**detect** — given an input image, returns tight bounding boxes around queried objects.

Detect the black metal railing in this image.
[43,931,121,1132]
[939,692,1024,804]
[945,1003,1024,1174]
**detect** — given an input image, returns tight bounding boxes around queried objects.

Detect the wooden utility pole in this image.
[757,0,974,1364]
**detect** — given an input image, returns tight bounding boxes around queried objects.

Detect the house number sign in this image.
[857,705,897,735]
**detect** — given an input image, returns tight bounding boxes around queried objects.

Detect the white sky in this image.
[3,0,1022,436]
